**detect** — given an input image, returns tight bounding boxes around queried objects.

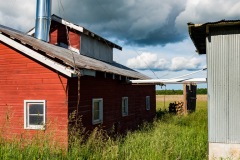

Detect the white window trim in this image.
[122,97,128,117]
[92,98,103,125]
[24,100,46,130]
[146,96,150,110]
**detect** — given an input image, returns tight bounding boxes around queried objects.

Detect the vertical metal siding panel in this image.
[228,28,240,143]
[208,26,240,144]
[81,34,94,58]
[99,43,113,62]
[207,28,229,143]
[81,34,113,63]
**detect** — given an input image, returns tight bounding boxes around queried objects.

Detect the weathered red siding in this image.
[50,29,58,45]
[68,74,156,133]
[50,24,80,50]
[0,36,156,146]
[69,30,80,50]
[0,42,69,146]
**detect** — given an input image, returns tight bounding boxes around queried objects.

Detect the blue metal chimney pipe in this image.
[35,0,52,42]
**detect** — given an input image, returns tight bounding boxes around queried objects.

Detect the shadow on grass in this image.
[156,108,191,127]
[156,108,169,119]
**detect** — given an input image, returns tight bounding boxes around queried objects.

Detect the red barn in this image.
[0,15,155,146]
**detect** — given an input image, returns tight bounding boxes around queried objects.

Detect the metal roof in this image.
[0,25,149,80]
[188,20,240,54]
[28,14,122,51]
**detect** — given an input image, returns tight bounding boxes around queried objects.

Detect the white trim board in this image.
[0,33,76,77]
[28,16,84,35]
[52,16,84,33]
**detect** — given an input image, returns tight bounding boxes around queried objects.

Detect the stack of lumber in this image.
[168,101,184,115]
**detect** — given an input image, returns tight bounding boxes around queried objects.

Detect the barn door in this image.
[186,84,197,112]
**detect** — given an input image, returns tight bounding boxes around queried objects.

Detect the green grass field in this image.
[0,96,208,160]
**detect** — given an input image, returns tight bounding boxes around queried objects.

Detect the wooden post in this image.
[183,84,187,115]
[183,83,197,115]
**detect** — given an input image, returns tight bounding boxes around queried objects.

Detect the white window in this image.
[122,97,128,116]
[92,98,103,125]
[146,96,150,110]
[24,100,46,130]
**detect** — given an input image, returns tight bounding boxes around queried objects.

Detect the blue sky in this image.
[1,0,240,89]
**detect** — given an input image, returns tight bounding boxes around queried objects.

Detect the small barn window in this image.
[24,100,46,130]
[92,98,103,125]
[122,97,128,116]
[146,96,150,110]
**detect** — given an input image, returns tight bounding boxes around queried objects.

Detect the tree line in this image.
[156,88,207,95]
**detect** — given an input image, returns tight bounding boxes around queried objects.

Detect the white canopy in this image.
[130,78,207,85]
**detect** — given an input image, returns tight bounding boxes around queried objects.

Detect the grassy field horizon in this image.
[156,94,207,101]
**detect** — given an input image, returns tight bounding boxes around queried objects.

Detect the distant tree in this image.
[156,88,207,95]
[197,88,207,94]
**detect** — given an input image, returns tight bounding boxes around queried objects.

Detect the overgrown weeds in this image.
[0,101,208,160]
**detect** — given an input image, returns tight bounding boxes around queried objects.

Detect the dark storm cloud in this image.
[1,0,240,47]
[53,0,187,46]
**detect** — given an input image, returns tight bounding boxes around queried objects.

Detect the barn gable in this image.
[0,37,69,145]
[0,23,155,143]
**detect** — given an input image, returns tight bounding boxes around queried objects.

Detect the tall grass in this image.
[0,101,208,160]
[118,101,208,160]
[0,133,65,160]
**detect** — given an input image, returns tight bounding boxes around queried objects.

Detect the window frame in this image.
[122,97,128,117]
[146,96,150,110]
[92,98,103,125]
[24,100,46,130]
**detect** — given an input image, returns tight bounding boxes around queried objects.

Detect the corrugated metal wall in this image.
[207,26,240,143]
[80,34,113,63]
